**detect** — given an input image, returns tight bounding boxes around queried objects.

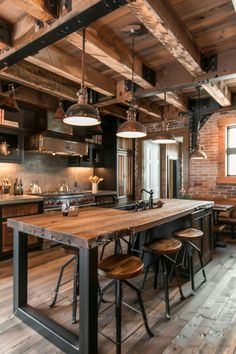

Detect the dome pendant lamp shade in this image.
[116,29,146,139]
[0,83,20,113]
[63,29,100,127]
[190,86,207,160]
[117,103,146,138]
[152,103,176,144]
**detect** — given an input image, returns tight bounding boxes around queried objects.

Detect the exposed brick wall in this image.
[188,112,236,200]
[137,111,236,201]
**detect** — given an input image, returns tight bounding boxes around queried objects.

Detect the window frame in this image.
[227,126,236,176]
[218,116,236,184]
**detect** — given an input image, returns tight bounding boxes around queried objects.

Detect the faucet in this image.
[141,189,154,209]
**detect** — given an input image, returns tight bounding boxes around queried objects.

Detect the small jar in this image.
[61,201,70,216]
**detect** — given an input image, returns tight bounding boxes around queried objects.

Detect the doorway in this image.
[167,158,179,198]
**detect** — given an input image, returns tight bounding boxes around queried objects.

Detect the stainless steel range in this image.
[30,191,96,211]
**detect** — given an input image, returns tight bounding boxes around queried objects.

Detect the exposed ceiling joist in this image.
[25,46,116,96]
[10,0,58,22]
[136,48,236,100]
[128,0,203,77]
[0,0,128,70]
[100,105,127,119]
[202,81,231,107]
[0,61,78,101]
[8,1,187,111]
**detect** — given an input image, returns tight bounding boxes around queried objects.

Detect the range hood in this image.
[24,135,88,156]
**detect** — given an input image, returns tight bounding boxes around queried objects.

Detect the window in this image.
[218,116,236,184]
[227,126,236,176]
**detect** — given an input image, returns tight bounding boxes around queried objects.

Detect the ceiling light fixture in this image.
[0,83,20,113]
[54,98,65,119]
[116,30,146,139]
[64,29,100,126]
[152,93,176,144]
[190,86,207,160]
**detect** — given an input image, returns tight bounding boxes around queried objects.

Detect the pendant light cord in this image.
[131,32,135,100]
[81,29,85,89]
[196,86,201,147]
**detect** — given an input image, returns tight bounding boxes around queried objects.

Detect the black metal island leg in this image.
[13,230,99,354]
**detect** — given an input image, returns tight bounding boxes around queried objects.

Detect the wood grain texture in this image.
[174,228,204,239]
[7,200,213,249]
[98,254,143,279]
[144,238,182,254]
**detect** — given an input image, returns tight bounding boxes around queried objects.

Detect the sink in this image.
[114,203,136,211]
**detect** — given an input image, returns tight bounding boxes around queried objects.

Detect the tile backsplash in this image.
[0,153,93,193]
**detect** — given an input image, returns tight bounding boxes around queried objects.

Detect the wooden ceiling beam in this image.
[0,61,78,101]
[100,105,127,119]
[10,0,58,22]
[25,46,115,96]
[128,0,204,77]
[202,81,231,107]
[0,0,128,70]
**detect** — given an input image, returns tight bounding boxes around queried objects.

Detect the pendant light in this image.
[54,98,65,119]
[116,30,146,139]
[0,83,20,113]
[190,86,207,160]
[63,29,100,126]
[152,93,176,144]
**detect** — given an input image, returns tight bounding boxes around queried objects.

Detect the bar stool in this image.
[50,245,79,324]
[141,238,185,319]
[174,228,206,293]
[98,254,153,354]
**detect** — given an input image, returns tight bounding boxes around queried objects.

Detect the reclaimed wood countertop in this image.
[7,199,213,248]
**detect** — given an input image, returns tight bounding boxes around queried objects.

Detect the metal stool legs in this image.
[50,255,79,324]
[72,257,79,324]
[114,279,153,354]
[182,240,206,293]
[50,255,76,307]
[142,254,185,319]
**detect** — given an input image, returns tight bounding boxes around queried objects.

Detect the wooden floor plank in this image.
[0,243,236,353]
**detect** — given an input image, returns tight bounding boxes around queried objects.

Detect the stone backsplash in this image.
[0,152,93,194]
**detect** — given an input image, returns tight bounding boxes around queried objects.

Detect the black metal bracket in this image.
[124,79,140,93]
[0,0,128,70]
[189,97,220,149]
[44,0,60,18]
[142,64,156,86]
[0,19,12,47]
[200,54,217,73]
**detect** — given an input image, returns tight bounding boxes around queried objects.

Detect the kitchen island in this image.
[7,199,213,354]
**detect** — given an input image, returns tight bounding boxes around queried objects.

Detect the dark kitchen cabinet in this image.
[69,143,104,167]
[0,200,43,260]
[0,126,23,163]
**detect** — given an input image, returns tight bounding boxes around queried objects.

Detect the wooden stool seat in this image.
[143,238,182,255]
[174,228,203,240]
[98,254,153,353]
[60,244,80,256]
[99,254,143,280]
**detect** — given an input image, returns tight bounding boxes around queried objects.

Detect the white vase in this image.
[92,183,98,194]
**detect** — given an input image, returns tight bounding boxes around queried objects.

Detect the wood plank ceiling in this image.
[0,0,236,120]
